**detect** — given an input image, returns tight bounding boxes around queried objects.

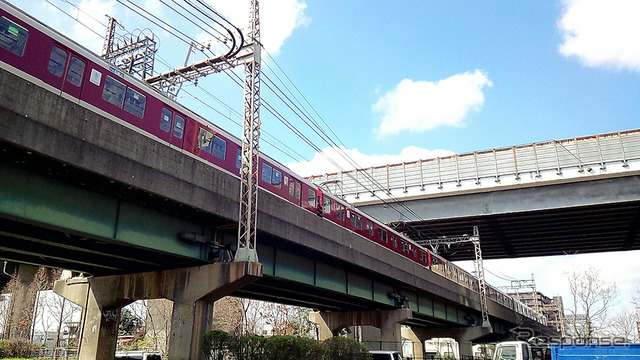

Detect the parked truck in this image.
[493,341,640,360]
[547,343,640,359]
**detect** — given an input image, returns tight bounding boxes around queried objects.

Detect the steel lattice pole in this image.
[235,0,261,262]
[472,226,491,328]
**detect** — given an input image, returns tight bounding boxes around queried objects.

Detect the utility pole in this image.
[417,226,491,328]
[234,0,261,262]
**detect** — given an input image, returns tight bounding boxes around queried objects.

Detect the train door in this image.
[61,52,86,99]
[316,188,324,216]
[42,44,86,98]
[159,108,187,147]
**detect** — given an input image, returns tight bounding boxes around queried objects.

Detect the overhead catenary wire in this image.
[49,0,444,239]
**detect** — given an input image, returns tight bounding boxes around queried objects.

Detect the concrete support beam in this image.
[413,326,493,358]
[54,261,262,360]
[312,309,412,351]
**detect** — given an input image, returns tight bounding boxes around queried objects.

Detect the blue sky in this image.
[12,0,640,174]
[8,0,640,326]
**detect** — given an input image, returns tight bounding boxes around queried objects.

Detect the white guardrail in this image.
[307,129,640,205]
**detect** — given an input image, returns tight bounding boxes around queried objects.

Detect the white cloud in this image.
[71,0,117,54]
[558,0,640,72]
[207,0,309,55]
[373,70,493,137]
[286,145,454,177]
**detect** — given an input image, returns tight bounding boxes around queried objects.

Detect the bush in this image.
[228,334,265,360]
[0,338,39,358]
[202,329,231,360]
[262,335,327,360]
[324,336,371,360]
[202,332,370,360]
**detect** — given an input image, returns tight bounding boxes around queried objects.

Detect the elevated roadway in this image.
[0,67,549,357]
[309,131,640,261]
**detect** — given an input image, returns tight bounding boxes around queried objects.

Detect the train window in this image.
[124,87,146,118]
[350,214,362,229]
[236,149,242,169]
[288,180,295,196]
[366,221,374,236]
[212,136,226,160]
[323,198,331,214]
[336,204,345,221]
[401,240,409,253]
[66,57,85,87]
[391,236,398,248]
[378,229,388,243]
[295,183,301,199]
[0,17,28,56]
[160,108,172,132]
[47,46,67,77]
[307,189,316,207]
[420,251,427,262]
[198,128,214,153]
[262,164,273,183]
[103,75,126,108]
[173,114,185,139]
[271,168,282,188]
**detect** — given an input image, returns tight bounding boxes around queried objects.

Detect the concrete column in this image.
[309,312,333,341]
[312,309,412,351]
[54,261,262,360]
[53,277,132,360]
[413,326,493,359]
[402,327,424,360]
[6,264,38,339]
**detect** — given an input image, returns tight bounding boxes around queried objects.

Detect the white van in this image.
[493,341,532,360]
[369,350,404,360]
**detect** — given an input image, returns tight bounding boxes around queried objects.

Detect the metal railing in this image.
[307,129,640,204]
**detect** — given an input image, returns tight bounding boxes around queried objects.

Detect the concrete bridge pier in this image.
[311,309,412,352]
[401,327,424,360]
[5,264,39,339]
[54,261,262,360]
[412,326,493,359]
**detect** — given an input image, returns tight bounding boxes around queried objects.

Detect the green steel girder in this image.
[0,163,211,272]
[253,242,473,327]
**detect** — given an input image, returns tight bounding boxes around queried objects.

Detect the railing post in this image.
[553,141,562,175]
[512,146,520,180]
[618,132,629,167]
[493,149,500,183]
[595,134,605,170]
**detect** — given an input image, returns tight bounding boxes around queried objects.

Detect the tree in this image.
[119,307,144,336]
[608,308,639,342]
[324,336,371,360]
[143,299,173,356]
[259,302,314,337]
[565,265,617,341]
[201,329,230,360]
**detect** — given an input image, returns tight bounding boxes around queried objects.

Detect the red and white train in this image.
[0,0,544,324]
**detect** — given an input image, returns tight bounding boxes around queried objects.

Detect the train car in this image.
[0,0,543,322]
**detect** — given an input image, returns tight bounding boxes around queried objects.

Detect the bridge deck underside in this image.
[393,201,640,261]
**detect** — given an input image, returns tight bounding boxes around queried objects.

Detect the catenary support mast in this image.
[235,0,261,262]
[417,226,491,327]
